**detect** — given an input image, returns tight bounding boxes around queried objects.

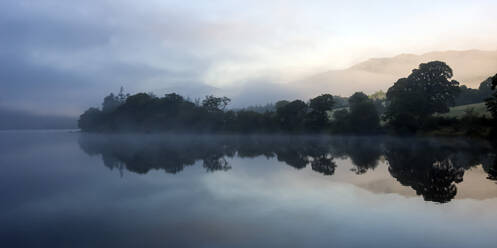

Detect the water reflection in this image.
[482,153,497,181]
[3,131,497,247]
[389,139,497,202]
[78,134,497,203]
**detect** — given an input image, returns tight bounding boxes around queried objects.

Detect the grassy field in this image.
[436,102,490,118]
[330,102,491,120]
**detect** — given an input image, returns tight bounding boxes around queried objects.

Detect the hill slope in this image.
[294,50,497,97]
[437,102,491,119]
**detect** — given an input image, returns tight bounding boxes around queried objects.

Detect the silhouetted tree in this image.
[485,73,497,119]
[456,79,493,106]
[117,86,129,102]
[329,92,380,134]
[331,109,350,133]
[275,100,290,109]
[102,87,129,113]
[306,94,334,131]
[102,93,121,113]
[202,95,231,112]
[348,92,380,133]
[78,107,103,132]
[232,110,264,133]
[309,94,335,113]
[276,100,308,131]
[385,61,460,132]
[80,67,494,137]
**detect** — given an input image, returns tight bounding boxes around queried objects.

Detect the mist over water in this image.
[1,130,497,247]
[2,1,497,247]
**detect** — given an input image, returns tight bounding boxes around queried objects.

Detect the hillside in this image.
[294,50,497,98]
[437,102,491,119]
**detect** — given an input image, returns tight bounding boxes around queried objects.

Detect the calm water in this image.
[1,130,497,248]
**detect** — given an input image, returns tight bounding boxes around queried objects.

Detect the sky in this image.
[1,0,497,116]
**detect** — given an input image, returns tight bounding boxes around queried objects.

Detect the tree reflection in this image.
[274,145,309,169]
[78,134,497,203]
[78,134,233,174]
[482,154,497,182]
[384,138,492,203]
[310,154,337,176]
[329,137,382,174]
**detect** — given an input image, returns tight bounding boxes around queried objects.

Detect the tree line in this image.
[79,61,497,137]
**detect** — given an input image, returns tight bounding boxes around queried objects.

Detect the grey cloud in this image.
[0,51,210,115]
[0,0,222,116]
[0,0,319,117]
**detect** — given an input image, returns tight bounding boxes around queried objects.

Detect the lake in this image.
[1,130,497,248]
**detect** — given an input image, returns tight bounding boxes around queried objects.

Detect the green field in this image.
[330,102,491,120]
[436,102,490,118]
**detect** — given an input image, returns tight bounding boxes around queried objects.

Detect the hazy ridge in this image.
[294,50,497,97]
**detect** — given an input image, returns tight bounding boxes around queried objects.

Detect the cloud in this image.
[223,80,301,108]
[0,0,496,116]
[0,0,216,115]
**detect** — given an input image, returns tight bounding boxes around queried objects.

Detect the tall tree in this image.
[102,87,129,113]
[102,93,121,113]
[202,95,231,112]
[306,94,334,131]
[309,94,335,113]
[348,92,380,133]
[385,61,460,130]
[276,100,308,131]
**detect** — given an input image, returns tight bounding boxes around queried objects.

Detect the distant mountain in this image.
[293,50,497,97]
[0,107,76,130]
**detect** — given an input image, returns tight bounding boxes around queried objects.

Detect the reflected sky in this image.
[1,131,497,247]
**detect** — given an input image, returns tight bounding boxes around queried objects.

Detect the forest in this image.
[79,61,497,138]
